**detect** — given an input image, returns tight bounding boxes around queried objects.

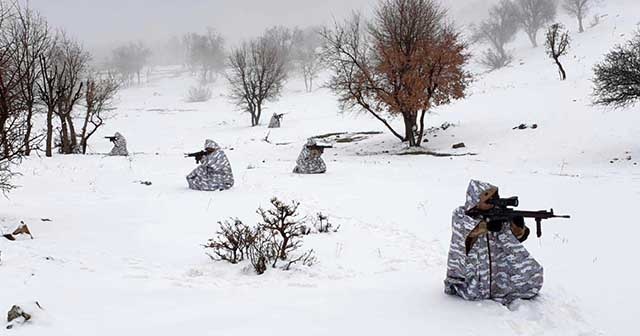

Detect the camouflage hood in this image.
[464,180,498,211]
[204,139,220,151]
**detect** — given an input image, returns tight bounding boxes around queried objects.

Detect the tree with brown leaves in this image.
[322,0,470,147]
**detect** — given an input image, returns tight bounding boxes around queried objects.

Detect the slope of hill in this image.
[1,1,638,335]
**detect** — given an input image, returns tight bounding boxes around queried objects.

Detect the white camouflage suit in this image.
[109,132,128,156]
[186,140,234,191]
[268,113,282,128]
[444,180,544,305]
[292,139,326,174]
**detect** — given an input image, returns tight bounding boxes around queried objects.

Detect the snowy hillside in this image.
[1,1,639,335]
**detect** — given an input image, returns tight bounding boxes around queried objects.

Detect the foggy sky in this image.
[28,0,494,50]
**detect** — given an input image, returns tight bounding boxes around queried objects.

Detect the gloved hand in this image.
[487,219,504,232]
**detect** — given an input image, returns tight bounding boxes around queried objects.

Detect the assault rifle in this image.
[306,142,333,150]
[185,150,207,163]
[105,136,117,142]
[465,196,570,238]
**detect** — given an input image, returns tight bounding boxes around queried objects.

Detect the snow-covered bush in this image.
[593,32,640,108]
[186,85,212,103]
[204,219,254,264]
[204,197,317,275]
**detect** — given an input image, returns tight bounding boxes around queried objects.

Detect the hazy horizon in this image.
[28,0,496,53]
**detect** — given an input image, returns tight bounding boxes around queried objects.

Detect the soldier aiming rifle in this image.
[444,180,571,305]
[293,139,332,174]
[268,113,287,128]
[106,132,128,156]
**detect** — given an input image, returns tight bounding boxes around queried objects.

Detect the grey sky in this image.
[28,0,494,50]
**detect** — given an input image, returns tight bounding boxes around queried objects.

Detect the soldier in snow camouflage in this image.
[186,140,234,191]
[292,139,327,174]
[268,113,284,128]
[444,180,543,305]
[109,132,128,156]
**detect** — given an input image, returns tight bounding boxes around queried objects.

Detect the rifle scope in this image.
[488,196,519,207]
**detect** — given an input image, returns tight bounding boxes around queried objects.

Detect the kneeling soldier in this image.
[186,140,234,191]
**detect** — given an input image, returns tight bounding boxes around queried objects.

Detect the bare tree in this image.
[291,26,324,92]
[112,41,150,84]
[593,32,640,108]
[562,0,590,33]
[36,36,62,157]
[184,29,225,82]
[516,0,558,47]
[473,0,520,70]
[227,35,287,127]
[37,33,113,156]
[263,25,298,73]
[9,3,49,155]
[55,35,90,154]
[545,23,570,80]
[78,72,119,154]
[0,2,40,191]
[322,0,470,147]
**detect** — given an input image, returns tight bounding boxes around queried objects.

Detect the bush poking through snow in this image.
[204,219,254,264]
[593,32,640,108]
[186,86,212,103]
[257,198,309,263]
[204,197,318,275]
[247,228,278,275]
[313,213,339,233]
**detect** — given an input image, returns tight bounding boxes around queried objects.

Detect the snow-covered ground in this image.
[1,1,639,335]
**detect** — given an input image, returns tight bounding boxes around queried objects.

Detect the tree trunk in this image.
[58,113,71,154]
[528,31,538,48]
[254,103,262,127]
[66,113,78,151]
[23,105,34,156]
[45,107,53,157]
[578,15,584,33]
[554,57,567,80]
[402,112,419,147]
[417,109,427,145]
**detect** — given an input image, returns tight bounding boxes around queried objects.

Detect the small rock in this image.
[452,142,466,149]
[7,305,31,329]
